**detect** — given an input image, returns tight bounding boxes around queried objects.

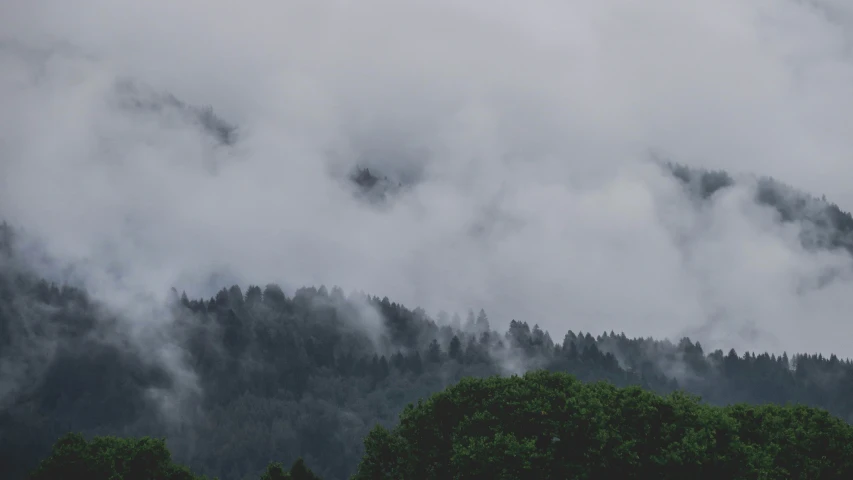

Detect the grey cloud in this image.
[1,0,853,363]
[113,80,238,147]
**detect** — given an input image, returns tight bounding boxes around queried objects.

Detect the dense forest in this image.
[27,371,853,479]
[5,165,853,479]
[353,371,853,479]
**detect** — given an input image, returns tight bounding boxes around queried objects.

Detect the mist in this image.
[2,0,853,359]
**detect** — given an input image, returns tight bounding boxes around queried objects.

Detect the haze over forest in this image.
[2,0,853,479]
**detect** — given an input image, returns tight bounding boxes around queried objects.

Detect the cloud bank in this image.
[2,0,853,356]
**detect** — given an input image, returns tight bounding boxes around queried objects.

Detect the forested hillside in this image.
[27,372,853,479]
[5,167,853,479]
[7,0,853,476]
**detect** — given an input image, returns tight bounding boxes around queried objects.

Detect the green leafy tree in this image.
[354,371,853,479]
[288,458,322,480]
[260,463,289,480]
[28,433,205,480]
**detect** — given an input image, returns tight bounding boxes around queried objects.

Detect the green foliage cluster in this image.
[28,433,203,480]
[355,371,853,479]
[28,433,320,480]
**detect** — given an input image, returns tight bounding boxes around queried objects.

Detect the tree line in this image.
[6,272,853,479]
[27,371,853,479]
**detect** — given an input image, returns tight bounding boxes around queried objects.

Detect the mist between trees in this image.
[5,163,853,480]
[5,248,853,478]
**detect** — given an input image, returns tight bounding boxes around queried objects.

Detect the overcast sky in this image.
[1,0,853,356]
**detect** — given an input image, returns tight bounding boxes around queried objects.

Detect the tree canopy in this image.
[354,370,853,479]
[28,433,321,480]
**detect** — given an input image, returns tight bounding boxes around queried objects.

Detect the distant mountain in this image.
[115,80,238,146]
[666,163,853,254]
[347,166,409,206]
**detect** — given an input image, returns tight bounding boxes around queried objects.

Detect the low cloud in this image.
[1,0,853,361]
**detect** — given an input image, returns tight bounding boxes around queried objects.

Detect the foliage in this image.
[7,266,853,479]
[28,433,322,480]
[27,373,853,480]
[259,458,321,480]
[27,433,206,480]
[354,370,853,479]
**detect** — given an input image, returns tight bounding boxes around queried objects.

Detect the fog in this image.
[2,0,853,357]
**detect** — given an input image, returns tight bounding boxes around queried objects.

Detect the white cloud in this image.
[2,0,853,356]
